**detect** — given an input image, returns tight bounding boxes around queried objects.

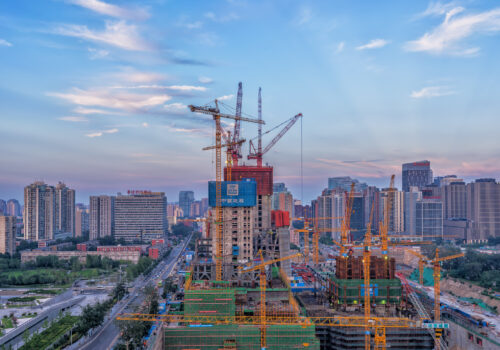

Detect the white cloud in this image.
[109,84,207,92]
[86,132,103,138]
[297,7,312,26]
[405,6,500,56]
[88,47,109,59]
[73,106,111,114]
[335,41,345,54]
[113,68,166,83]
[142,122,149,128]
[0,39,12,47]
[85,128,118,138]
[130,153,153,157]
[204,12,239,22]
[49,88,171,111]
[356,39,390,50]
[68,0,149,20]
[417,1,459,18]
[58,116,89,122]
[167,85,207,92]
[198,76,213,84]
[53,20,151,51]
[217,94,234,101]
[410,86,456,98]
[164,103,188,114]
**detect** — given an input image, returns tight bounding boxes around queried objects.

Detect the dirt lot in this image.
[441,278,500,311]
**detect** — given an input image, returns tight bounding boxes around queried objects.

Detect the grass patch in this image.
[19,315,78,350]
[2,317,14,328]
[24,288,60,295]
[8,296,38,303]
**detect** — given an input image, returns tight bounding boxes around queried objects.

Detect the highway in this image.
[78,234,193,350]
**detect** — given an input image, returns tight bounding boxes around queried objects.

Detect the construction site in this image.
[117,83,478,350]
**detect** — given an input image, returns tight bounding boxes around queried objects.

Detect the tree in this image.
[116,319,148,349]
[144,283,159,315]
[113,281,127,301]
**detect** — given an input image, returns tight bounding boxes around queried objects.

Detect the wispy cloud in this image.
[410,86,456,98]
[74,106,114,115]
[217,94,234,101]
[88,47,109,59]
[204,12,239,23]
[53,20,151,51]
[85,128,118,138]
[335,41,345,54]
[130,153,153,158]
[113,68,167,83]
[58,116,89,122]
[297,7,312,26]
[198,76,213,84]
[356,39,390,50]
[416,1,459,18]
[405,6,500,56]
[68,0,149,21]
[49,88,171,111]
[164,103,188,114]
[0,39,12,47]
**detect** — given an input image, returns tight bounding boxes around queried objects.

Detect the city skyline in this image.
[2,0,500,202]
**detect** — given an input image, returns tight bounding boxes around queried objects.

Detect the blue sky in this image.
[1,0,500,203]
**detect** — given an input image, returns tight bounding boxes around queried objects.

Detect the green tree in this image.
[113,281,127,301]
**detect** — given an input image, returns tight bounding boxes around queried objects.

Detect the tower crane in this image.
[203,138,245,181]
[189,102,264,281]
[232,82,243,165]
[363,205,374,350]
[406,248,464,349]
[248,112,303,167]
[379,175,395,266]
[238,251,303,350]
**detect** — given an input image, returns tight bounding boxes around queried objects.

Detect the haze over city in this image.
[2,0,500,203]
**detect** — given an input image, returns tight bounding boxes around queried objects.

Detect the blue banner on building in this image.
[208,179,257,207]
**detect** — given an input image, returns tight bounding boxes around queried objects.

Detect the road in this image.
[78,234,193,350]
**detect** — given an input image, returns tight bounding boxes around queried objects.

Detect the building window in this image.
[468,333,474,341]
[476,338,482,346]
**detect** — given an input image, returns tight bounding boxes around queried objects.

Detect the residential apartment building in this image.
[55,182,75,235]
[75,205,89,238]
[24,181,56,241]
[416,199,443,239]
[6,199,21,217]
[0,215,16,255]
[89,195,114,240]
[441,181,467,219]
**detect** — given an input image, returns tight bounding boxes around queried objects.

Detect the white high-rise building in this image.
[114,192,166,242]
[24,182,56,241]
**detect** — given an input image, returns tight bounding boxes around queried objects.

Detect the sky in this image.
[1,0,500,204]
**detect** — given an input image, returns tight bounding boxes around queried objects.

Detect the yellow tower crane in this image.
[238,251,303,350]
[407,247,464,349]
[363,205,374,350]
[189,102,264,281]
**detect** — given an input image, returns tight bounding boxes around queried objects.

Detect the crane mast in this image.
[189,102,263,281]
[232,82,243,165]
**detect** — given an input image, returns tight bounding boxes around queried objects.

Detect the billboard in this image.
[208,179,257,207]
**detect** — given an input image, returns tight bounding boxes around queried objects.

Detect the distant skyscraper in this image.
[24,181,55,241]
[404,187,422,235]
[402,160,433,192]
[114,192,166,242]
[416,199,443,239]
[328,176,368,192]
[467,179,500,240]
[442,181,466,220]
[55,182,75,235]
[200,198,209,216]
[89,195,114,240]
[75,205,89,238]
[380,188,404,233]
[179,191,194,218]
[6,199,21,217]
[272,183,294,218]
[0,200,6,215]
[0,215,16,255]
